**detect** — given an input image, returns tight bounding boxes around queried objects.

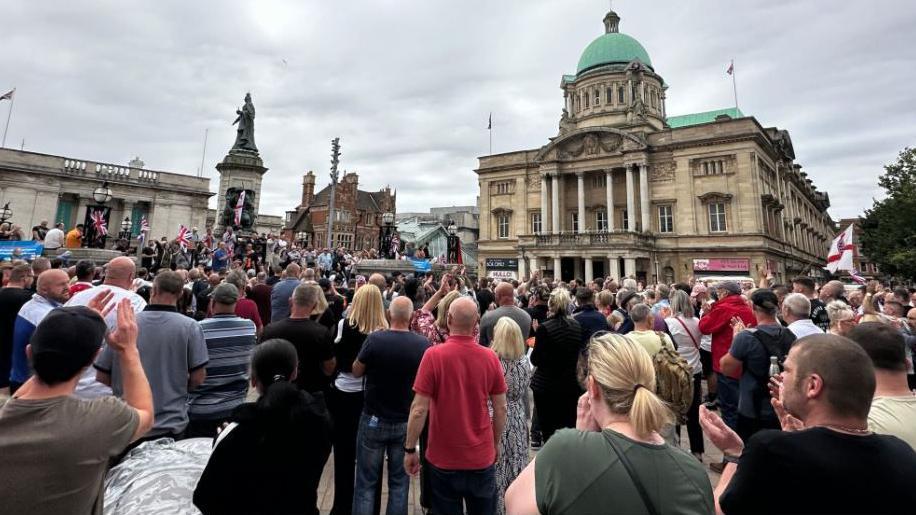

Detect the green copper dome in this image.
[576,11,653,75]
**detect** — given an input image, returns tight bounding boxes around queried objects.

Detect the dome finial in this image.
[604,9,620,34]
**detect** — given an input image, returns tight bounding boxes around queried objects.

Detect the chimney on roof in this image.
[302,171,315,207]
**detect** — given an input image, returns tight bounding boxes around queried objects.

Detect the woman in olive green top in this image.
[506,333,714,514]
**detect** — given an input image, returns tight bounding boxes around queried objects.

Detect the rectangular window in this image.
[531,212,542,234]
[709,203,727,232]
[497,214,510,238]
[584,92,589,108]
[606,87,613,105]
[592,175,606,188]
[595,89,600,105]
[622,209,629,230]
[658,205,673,233]
[571,212,578,232]
[334,211,350,222]
[618,86,625,104]
[596,211,608,231]
[494,181,511,194]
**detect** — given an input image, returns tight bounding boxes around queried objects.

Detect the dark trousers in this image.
[532,389,578,443]
[185,417,227,439]
[737,413,781,443]
[716,375,740,430]
[677,373,704,454]
[328,387,364,515]
[427,463,497,515]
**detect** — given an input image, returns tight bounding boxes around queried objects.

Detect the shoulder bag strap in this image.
[673,316,701,350]
[603,431,660,515]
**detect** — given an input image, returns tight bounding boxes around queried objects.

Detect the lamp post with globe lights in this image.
[379,211,395,258]
[446,219,460,263]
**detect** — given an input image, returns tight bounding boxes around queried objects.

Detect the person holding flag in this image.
[825,224,856,274]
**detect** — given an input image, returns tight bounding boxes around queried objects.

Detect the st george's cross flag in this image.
[233,190,246,227]
[825,224,855,273]
[176,224,191,249]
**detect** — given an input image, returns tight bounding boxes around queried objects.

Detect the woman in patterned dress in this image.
[490,316,532,515]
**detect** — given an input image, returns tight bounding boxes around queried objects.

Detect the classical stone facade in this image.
[476,10,834,284]
[283,171,396,250]
[0,148,211,243]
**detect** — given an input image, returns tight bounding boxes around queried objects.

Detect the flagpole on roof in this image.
[488,112,492,155]
[1,87,15,148]
[728,60,739,112]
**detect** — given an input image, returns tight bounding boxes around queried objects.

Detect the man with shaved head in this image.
[405,297,508,513]
[66,256,147,397]
[270,262,302,322]
[351,296,430,512]
[9,269,71,393]
[479,281,531,347]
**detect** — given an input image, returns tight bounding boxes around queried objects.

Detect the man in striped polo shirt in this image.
[187,283,257,438]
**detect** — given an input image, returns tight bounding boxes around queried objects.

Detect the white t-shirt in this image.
[666,316,703,375]
[43,228,65,249]
[66,284,148,398]
[868,395,916,450]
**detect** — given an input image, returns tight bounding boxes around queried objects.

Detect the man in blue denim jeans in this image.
[351,297,430,514]
[405,297,508,515]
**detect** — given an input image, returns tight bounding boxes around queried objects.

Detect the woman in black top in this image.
[194,339,332,515]
[530,287,583,442]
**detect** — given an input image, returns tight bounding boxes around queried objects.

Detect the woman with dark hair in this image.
[193,339,332,515]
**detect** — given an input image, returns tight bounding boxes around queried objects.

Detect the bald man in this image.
[271,263,303,322]
[66,256,147,398]
[405,297,508,513]
[479,281,531,347]
[9,269,72,393]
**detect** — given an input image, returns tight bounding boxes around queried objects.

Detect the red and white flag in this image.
[176,224,191,249]
[0,89,13,101]
[826,224,855,273]
[726,61,734,75]
[233,190,246,226]
[849,268,867,285]
[90,209,108,236]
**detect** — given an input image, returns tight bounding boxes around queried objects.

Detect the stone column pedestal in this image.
[215,150,268,234]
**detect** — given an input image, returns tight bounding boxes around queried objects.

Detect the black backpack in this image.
[747,327,796,415]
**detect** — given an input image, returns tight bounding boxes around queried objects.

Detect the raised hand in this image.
[86,289,115,319]
[699,405,744,456]
[576,392,600,432]
[105,299,138,354]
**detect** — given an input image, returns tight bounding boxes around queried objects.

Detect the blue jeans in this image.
[717,374,740,431]
[353,413,409,515]
[427,463,497,515]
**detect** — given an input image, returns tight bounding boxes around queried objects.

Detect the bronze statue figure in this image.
[231,92,258,153]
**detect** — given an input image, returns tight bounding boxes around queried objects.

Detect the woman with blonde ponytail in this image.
[506,333,713,514]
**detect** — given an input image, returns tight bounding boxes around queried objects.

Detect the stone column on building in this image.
[518,254,527,280]
[584,257,594,282]
[605,169,614,231]
[639,163,650,232]
[577,171,586,234]
[608,256,621,281]
[553,257,562,280]
[551,173,560,234]
[574,258,583,281]
[624,257,637,278]
[626,164,636,232]
[541,173,550,234]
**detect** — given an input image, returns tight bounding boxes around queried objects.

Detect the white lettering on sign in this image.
[488,270,518,280]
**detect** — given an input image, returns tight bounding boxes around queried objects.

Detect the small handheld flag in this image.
[137,216,149,245]
[233,190,246,227]
[90,209,108,236]
[176,224,191,249]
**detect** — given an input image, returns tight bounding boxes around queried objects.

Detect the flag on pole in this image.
[0,89,13,101]
[90,209,108,236]
[176,224,191,249]
[825,224,856,273]
[487,112,492,130]
[849,268,867,285]
[726,61,734,75]
[233,190,246,227]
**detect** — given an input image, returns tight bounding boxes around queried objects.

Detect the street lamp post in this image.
[0,202,11,225]
[92,181,112,204]
[379,211,394,258]
[119,216,132,241]
[446,219,459,263]
[296,231,307,246]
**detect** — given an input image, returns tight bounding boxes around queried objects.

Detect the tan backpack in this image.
[652,332,693,424]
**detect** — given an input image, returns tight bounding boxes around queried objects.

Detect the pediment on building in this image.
[491,206,514,215]
[535,127,648,163]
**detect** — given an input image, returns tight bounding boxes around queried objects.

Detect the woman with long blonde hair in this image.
[328,284,388,514]
[506,333,714,514]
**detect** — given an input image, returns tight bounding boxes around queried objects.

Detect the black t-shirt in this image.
[809,298,830,332]
[356,329,430,422]
[261,318,334,393]
[0,287,33,387]
[32,225,48,240]
[477,289,495,316]
[721,427,916,514]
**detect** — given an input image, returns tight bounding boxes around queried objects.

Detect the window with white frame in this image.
[596,210,608,231]
[709,203,727,232]
[622,209,629,230]
[658,205,673,233]
[570,212,579,232]
[531,212,542,234]
[334,211,350,222]
[497,214,510,238]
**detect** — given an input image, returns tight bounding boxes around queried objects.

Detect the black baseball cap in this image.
[30,306,107,383]
[751,289,779,312]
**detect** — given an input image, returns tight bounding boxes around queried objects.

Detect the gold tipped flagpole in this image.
[1,88,15,148]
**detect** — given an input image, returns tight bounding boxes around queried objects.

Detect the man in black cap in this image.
[720,288,796,443]
[0,295,154,514]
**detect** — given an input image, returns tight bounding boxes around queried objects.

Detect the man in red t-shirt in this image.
[405,297,507,515]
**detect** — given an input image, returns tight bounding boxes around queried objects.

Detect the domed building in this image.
[476,10,834,284]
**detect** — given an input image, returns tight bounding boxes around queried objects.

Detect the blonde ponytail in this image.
[588,333,675,437]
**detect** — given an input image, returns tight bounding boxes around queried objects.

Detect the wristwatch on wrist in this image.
[403,445,417,454]
[723,453,741,464]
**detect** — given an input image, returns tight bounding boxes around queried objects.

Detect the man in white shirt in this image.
[43,223,66,251]
[782,293,823,339]
[66,257,147,397]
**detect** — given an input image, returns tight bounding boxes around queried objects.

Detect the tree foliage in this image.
[860,147,916,281]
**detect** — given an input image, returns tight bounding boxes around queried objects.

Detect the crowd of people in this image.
[1,244,915,514]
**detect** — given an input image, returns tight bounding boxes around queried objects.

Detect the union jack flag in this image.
[176,224,191,249]
[849,268,867,285]
[137,216,150,245]
[90,209,108,236]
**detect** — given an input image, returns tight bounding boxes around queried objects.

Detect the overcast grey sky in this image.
[2,0,915,220]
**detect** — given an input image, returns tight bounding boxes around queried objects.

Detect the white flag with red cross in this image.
[826,224,855,273]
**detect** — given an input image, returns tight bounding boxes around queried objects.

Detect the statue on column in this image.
[558,108,574,136]
[231,93,258,153]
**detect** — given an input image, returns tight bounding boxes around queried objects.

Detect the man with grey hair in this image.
[351,297,430,513]
[261,283,335,395]
[651,283,671,315]
[783,293,823,339]
[627,303,675,357]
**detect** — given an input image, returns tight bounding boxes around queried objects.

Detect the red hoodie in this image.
[698,294,756,379]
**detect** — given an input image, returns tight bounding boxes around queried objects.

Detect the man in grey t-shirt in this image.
[95,271,208,438]
[479,282,531,346]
